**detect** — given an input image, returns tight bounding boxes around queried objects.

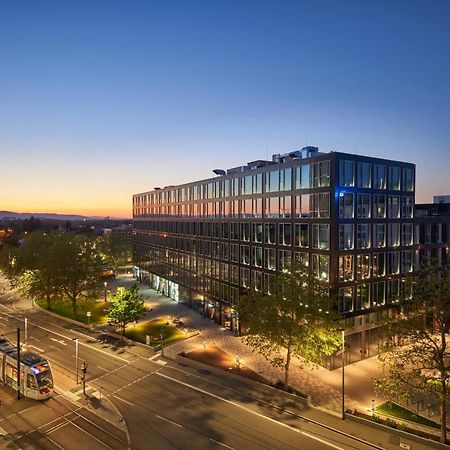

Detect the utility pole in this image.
[17,328,21,400]
[73,338,79,384]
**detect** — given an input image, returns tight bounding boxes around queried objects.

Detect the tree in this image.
[374,264,450,444]
[54,234,103,317]
[106,285,147,335]
[0,233,61,308]
[22,216,42,233]
[99,232,131,275]
[238,261,340,391]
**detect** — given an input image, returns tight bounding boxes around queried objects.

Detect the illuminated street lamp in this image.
[103,281,107,302]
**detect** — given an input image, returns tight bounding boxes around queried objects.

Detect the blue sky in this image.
[1,0,449,216]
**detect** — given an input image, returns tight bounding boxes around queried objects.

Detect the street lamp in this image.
[24,317,28,348]
[341,329,345,420]
[103,281,107,302]
[73,338,79,384]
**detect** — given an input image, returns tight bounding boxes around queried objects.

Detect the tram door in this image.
[4,361,25,393]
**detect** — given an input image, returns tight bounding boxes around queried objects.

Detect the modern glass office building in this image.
[133,147,415,368]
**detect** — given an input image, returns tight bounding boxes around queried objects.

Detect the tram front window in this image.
[36,370,53,389]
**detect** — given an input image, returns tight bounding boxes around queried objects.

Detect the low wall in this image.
[174,353,311,407]
[347,413,448,449]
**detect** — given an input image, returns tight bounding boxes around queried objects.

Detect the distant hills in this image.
[0,211,128,221]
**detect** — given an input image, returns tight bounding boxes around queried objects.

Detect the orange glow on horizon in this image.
[2,200,132,219]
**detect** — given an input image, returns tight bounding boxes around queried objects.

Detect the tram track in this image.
[0,391,128,450]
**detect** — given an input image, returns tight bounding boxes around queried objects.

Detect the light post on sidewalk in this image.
[341,329,345,420]
[103,281,107,302]
[24,317,28,348]
[73,338,79,384]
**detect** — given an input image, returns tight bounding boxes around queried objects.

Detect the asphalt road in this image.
[0,280,435,450]
[0,388,128,450]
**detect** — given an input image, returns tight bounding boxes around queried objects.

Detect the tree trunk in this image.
[284,342,292,391]
[71,297,77,318]
[46,293,52,310]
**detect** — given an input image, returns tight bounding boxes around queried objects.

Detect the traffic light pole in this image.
[81,362,87,397]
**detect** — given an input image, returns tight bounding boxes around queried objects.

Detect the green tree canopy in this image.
[54,234,104,316]
[0,232,103,316]
[0,232,62,308]
[99,232,131,275]
[375,264,450,444]
[238,261,340,391]
[106,285,147,335]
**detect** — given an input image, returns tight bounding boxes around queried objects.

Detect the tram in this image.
[0,337,54,400]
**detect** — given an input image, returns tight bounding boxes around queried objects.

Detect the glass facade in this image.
[133,150,415,367]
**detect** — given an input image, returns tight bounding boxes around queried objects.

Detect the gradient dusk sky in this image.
[1,1,449,218]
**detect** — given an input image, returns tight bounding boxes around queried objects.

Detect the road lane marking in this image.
[97,366,109,371]
[155,415,183,428]
[155,372,345,450]
[161,365,383,450]
[28,344,44,353]
[113,395,135,406]
[50,337,67,346]
[209,438,235,449]
[0,307,130,363]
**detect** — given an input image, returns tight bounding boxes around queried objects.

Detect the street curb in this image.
[347,413,449,449]
[172,353,312,407]
[34,303,156,354]
[34,303,88,328]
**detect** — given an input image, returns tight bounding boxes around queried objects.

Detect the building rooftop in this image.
[134,146,415,197]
